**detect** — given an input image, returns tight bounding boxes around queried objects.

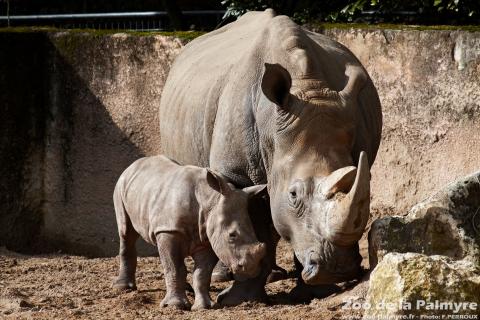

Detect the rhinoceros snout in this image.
[301,251,321,284]
[301,246,363,285]
[232,242,266,279]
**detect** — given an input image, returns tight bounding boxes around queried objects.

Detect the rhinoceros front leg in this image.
[266,226,288,283]
[217,265,270,306]
[217,196,272,305]
[157,233,191,310]
[191,248,218,310]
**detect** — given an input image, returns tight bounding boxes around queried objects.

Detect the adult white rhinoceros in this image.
[158,9,382,304]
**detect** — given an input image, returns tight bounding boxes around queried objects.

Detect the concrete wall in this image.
[0,33,47,252]
[0,27,479,256]
[321,28,480,215]
[41,33,185,256]
[0,31,184,256]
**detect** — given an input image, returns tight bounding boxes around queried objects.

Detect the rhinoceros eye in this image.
[289,190,297,199]
[288,184,302,209]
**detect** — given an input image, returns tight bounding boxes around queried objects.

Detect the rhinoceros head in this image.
[205,170,267,279]
[261,63,370,284]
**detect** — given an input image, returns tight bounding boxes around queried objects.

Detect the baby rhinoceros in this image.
[112,155,267,310]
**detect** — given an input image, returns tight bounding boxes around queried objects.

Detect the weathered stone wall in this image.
[0,31,184,256]
[0,27,479,256]
[40,33,184,256]
[0,33,48,252]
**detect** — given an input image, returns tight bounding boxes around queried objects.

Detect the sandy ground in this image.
[0,239,370,320]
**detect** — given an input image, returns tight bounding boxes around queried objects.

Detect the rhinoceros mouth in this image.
[300,248,363,285]
[301,262,320,283]
[302,267,362,285]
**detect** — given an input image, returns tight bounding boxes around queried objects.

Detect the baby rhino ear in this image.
[206,169,232,196]
[242,184,268,198]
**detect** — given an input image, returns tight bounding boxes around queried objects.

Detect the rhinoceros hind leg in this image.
[157,233,191,310]
[113,213,139,291]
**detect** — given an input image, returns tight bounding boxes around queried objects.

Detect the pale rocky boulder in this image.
[369,171,480,268]
[364,253,480,318]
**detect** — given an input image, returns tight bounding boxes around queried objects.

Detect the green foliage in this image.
[339,0,478,22]
[221,0,480,24]
[221,0,349,24]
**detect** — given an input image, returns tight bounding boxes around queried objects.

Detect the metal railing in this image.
[358,10,419,22]
[0,10,226,31]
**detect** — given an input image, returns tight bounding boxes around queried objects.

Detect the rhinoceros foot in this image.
[216,279,268,306]
[160,294,191,310]
[112,277,136,291]
[191,298,216,311]
[266,265,288,283]
[289,281,341,303]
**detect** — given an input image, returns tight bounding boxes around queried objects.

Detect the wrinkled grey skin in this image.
[158,10,382,304]
[112,155,267,310]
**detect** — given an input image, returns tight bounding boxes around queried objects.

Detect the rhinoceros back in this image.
[158,10,381,182]
[159,10,278,169]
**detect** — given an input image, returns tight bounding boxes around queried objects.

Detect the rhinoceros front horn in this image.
[325,151,370,247]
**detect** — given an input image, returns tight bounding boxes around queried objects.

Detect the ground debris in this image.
[0,240,366,319]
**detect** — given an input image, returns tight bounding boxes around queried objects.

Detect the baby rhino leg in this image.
[157,233,191,310]
[113,211,139,290]
[191,248,218,310]
[113,230,138,290]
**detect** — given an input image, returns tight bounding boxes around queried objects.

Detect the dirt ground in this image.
[0,239,370,320]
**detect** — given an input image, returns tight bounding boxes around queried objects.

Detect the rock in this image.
[0,294,34,312]
[369,171,480,268]
[365,172,480,317]
[364,253,480,318]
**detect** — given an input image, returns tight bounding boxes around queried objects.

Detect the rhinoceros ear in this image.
[206,169,232,196]
[261,63,292,107]
[242,184,268,198]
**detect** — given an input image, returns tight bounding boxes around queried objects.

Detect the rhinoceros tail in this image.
[113,181,131,239]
